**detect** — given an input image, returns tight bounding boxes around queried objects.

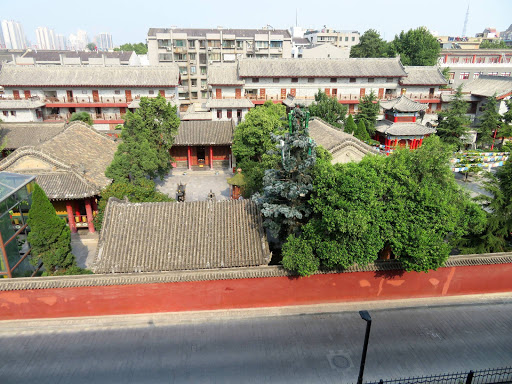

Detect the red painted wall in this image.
[1,264,512,320]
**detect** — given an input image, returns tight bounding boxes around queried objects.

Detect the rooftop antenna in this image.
[462,2,470,37]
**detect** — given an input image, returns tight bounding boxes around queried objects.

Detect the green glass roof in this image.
[0,172,36,203]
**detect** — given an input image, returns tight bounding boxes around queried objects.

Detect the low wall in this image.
[1,253,512,320]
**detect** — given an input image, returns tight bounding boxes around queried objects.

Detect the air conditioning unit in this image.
[449,79,454,84]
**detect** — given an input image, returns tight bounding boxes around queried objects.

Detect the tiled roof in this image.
[0,99,45,109]
[0,64,180,87]
[238,57,407,78]
[0,122,118,199]
[22,50,134,62]
[400,66,448,85]
[205,98,253,108]
[93,198,271,273]
[376,120,436,136]
[440,93,480,102]
[148,28,291,38]
[462,75,512,98]
[380,95,428,112]
[208,64,244,85]
[174,120,234,145]
[309,117,380,155]
[0,122,66,149]
[292,37,310,45]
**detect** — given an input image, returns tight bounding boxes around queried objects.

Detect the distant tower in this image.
[462,3,470,37]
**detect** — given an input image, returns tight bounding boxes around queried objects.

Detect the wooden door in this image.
[332,89,337,97]
[13,90,20,100]
[325,88,331,96]
[159,89,165,97]
[290,88,296,97]
[125,90,132,102]
[24,90,31,99]
[92,90,100,102]
[259,88,266,99]
[378,88,384,99]
[216,88,222,99]
[360,88,365,98]
[349,104,355,114]
[66,90,74,102]
[235,88,241,99]
[281,88,286,99]
[120,107,126,114]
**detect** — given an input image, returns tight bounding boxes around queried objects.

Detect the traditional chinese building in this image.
[170,120,234,170]
[376,95,436,150]
[0,121,117,233]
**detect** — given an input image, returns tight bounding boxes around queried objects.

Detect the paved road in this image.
[1,302,511,384]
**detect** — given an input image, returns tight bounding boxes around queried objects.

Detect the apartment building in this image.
[147,27,292,108]
[304,28,360,49]
[0,64,180,130]
[439,49,512,87]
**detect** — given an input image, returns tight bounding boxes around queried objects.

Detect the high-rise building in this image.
[1,20,27,49]
[55,34,67,50]
[68,29,89,50]
[94,33,114,51]
[304,27,360,49]
[36,27,57,50]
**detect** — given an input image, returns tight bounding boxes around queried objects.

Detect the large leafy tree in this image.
[106,95,180,183]
[355,91,379,136]
[27,184,76,274]
[389,27,441,66]
[69,111,93,126]
[232,101,287,195]
[350,29,389,58]
[114,43,148,55]
[436,85,471,149]
[282,136,486,276]
[309,90,347,128]
[477,95,500,147]
[480,40,510,49]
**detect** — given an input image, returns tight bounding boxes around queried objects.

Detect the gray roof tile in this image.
[376,119,436,136]
[174,120,234,145]
[462,75,512,98]
[205,98,253,108]
[380,95,428,112]
[400,66,448,85]
[93,198,271,273]
[0,99,45,109]
[0,122,66,149]
[208,64,244,85]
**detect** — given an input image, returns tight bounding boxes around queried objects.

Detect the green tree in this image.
[497,99,512,147]
[436,85,471,149]
[69,111,93,126]
[114,43,148,55]
[350,29,389,58]
[253,107,317,240]
[477,95,500,147]
[232,101,286,196]
[281,235,319,276]
[106,95,180,183]
[355,91,379,136]
[87,42,96,51]
[309,90,348,128]
[27,184,77,274]
[389,27,441,66]
[283,136,485,276]
[344,114,357,134]
[93,179,173,230]
[480,40,510,49]
[440,67,451,89]
[354,119,370,141]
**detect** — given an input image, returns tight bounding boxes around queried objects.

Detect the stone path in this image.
[71,231,98,270]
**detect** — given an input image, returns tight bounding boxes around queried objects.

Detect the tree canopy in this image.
[477,95,500,147]
[436,85,471,149]
[69,111,93,126]
[344,114,356,134]
[355,91,379,136]
[350,29,389,58]
[389,27,441,66]
[479,40,510,49]
[87,42,96,51]
[282,136,486,276]
[308,90,348,128]
[106,95,180,184]
[114,43,148,55]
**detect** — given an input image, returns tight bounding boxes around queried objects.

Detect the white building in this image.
[94,33,114,51]
[0,100,45,122]
[36,27,57,50]
[304,28,360,49]
[68,30,89,51]
[55,34,67,50]
[1,20,27,50]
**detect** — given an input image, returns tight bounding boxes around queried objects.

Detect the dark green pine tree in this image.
[253,107,317,241]
[344,114,357,134]
[27,184,76,274]
[436,85,471,149]
[477,95,501,147]
[355,120,370,141]
[355,91,379,136]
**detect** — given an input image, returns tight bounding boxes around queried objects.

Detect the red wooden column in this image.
[418,138,423,147]
[187,146,192,170]
[85,198,95,233]
[66,201,77,233]
[209,146,213,169]
[384,137,389,151]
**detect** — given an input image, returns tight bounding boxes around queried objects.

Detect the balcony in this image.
[45,95,128,104]
[43,112,126,122]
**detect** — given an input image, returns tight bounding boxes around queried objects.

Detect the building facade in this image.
[94,33,114,51]
[36,27,57,50]
[1,20,27,50]
[304,28,360,49]
[147,27,293,107]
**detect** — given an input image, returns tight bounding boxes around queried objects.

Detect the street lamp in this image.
[357,310,372,384]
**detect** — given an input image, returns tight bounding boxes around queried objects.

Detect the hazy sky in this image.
[2,0,511,45]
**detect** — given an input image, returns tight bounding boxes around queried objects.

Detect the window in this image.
[345,37,348,41]
[255,41,269,49]
[115,90,121,94]
[2,111,7,117]
[201,91,207,98]
[189,53,196,60]
[236,40,243,49]
[190,66,196,74]
[10,111,16,116]
[350,78,356,83]
[476,57,485,63]
[188,40,196,48]
[252,78,259,83]
[208,40,221,48]
[451,58,459,63]
[158,53,172,61]
[501,72,511,77]
[386,78,394,83]
[191,92,198,99]
[308,78,315,83]
[368,78,375,83]
[459,72,470,80]
[149,90,154,95]
[222,40,235,48]
[473,72,483,79]
[174,53,187,61]
[200,66,207,75]
[448,72,455,80]
[191,79,197,86]
[352,36,355,41]
[270,41,283,48]
[179,67,188,75]
[199,40,206,48]
[273,78,280,83]
[330,78,337,83]
[174,40,185,47]
[201,79,206,87]
[227,110,232,119]
[291,78,298,83]
[463,57,472,63]
[208,52,221,61]
[489,57,499,63]
[488,72,498,76]
[217,110,222,119]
